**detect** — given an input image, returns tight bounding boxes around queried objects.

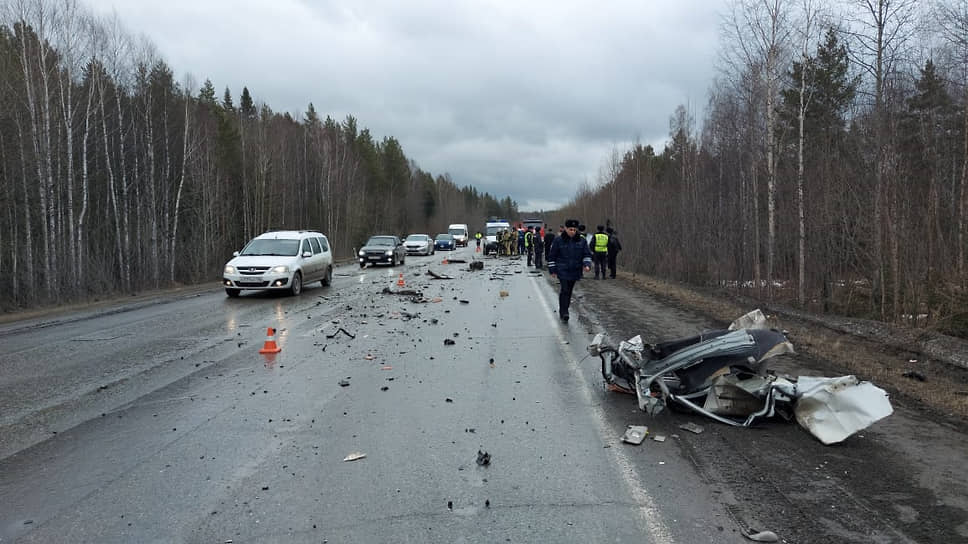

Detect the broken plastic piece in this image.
[679,422,704,434]
[621,425,649,445]
[476,450,491,466]
[744,529,779,542]
[343,452,366,462]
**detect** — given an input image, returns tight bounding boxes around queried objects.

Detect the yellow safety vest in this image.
[594,233,609,253]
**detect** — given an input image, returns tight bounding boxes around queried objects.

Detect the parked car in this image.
[359,235,406,267]
[404,234,435,255]
[434,233,456,251]
[222,230,333,297]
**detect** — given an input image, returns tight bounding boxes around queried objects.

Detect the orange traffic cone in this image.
[258,327,282,354]
[397,273,405,287]
[475,246,480,253]
[442,258,449,265]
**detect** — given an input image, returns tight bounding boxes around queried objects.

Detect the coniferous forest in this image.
[0,0,517,310]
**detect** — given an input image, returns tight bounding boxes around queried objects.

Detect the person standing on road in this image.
[548,219,592,323]
[544,225,557,265]
[524,226,535,266]
[475,231,482,250]
[592,225,609,279]
[533,228,545,269]
[606,227,622,278]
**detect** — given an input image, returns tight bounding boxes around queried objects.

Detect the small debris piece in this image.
[326,328,356,339]
[499,291,509,297]
[445,397,454,403]
[652,435,667,442]
[469,261,484,270]
[476,450,491,466]
[459,299,470,304]
[485,499,490,507]
[447,259,467,263]
[427,270,454,280]
[902,370,926,382]
[343,452,366,462]
[621,425,649,445]
[744,530,779,542]
[444,338,456,346]
[679,422,704,434]
[380,386,389,391]
[338,379,351,387]
[364,354,374,360]
[447,500,453,510]
[381,365,393,370]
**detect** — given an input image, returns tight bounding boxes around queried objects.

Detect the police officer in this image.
[548,219,592,323]
[606,227,622,278]
[533,227,544,269]
[475,231,483,250]
[592,225,609,279]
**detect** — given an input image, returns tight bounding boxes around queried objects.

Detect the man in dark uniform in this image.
[533,228,545,269]
[544,225,557,265]
[548,219,592,323]
[606,227,622,278]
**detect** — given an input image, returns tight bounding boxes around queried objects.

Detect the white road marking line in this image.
[531,275,676,544]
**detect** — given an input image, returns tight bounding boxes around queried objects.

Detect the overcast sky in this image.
[86,0,728,211]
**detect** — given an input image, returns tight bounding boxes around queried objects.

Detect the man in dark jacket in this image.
[548,219,592,322]
[544,225,557,264]
[606,227,622,279]
[533,228,545,269]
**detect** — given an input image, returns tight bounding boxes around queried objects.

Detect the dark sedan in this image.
[358,235,406,267]
[434,233,456,251]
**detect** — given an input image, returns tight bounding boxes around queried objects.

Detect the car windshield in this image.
[240,238,300,256]
[486,226,507,236]
[366,236,396,246]
[437,234,453,240]
[406,235,428,242]
[448,228,464,236]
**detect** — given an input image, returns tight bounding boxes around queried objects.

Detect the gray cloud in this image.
[87,0,726,209]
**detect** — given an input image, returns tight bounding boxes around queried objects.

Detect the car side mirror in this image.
[233,251,240,257]
[302,251,312,258]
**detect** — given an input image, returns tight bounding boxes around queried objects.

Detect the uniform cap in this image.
[565,219,579,228]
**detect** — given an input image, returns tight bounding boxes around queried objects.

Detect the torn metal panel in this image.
[793,376,894,445]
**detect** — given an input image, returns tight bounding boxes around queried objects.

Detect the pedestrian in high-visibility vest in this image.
[524,227,534,266]
[475,231,483,249]
[592,225,609,279]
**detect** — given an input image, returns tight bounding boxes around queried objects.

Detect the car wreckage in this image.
[587,310,894,444]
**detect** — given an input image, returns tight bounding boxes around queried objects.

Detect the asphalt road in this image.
[0,246,749,543]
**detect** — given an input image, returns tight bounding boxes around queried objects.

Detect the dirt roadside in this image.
[569,271,968,543]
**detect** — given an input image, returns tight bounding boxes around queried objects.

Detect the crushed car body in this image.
[588,310,893,444]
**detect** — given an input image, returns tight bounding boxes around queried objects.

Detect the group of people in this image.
[479,219,623,323]
[544,221,622,322]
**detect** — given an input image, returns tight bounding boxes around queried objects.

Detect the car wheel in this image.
[360,262,366,269]
[322,265,333,286]
[289,272,302,296]
[401,254,405,265]
[225,288,240,297]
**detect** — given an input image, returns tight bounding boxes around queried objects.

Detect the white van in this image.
[484,220,511,255]
[448,224,469,247]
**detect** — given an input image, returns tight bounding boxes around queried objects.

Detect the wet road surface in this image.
[0,247,749,543]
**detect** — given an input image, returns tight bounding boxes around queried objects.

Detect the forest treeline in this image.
[556,0,968,333]
[0,0,517,310]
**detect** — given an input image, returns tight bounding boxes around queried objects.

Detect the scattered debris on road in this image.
[444,338,456,346]
[326,327,356,339]
[679,422,704,434]
[427,270,454,280]
[743,529,779,542]
[343,452,366,462]
[338,379,351,387]
[621,425,649,444]
[476,450,491,466]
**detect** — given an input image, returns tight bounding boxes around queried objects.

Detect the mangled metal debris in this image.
[426,270,454,280]
[621,425,649,444]
[588,310,894,444]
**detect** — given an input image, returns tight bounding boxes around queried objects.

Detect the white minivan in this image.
[448,223,469,247]
[222,230,333,297]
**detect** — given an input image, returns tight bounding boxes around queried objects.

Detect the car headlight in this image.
[224,265,236,274]
[358,250,365,257]
[270,265,289,274]
[385,250,393,256]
